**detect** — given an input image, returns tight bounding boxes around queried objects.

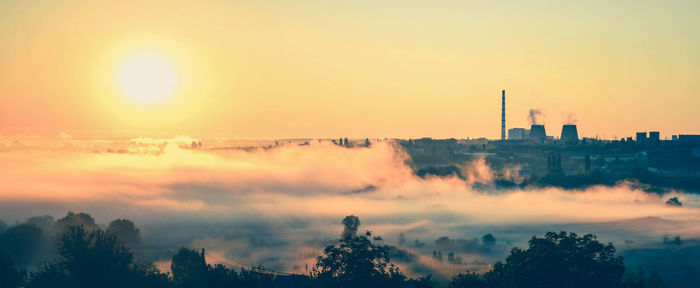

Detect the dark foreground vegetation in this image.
[1,214,665,288]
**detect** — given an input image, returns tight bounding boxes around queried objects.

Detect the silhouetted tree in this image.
[0,223,46,266]
[416,166,464,179]
[27,226,163,288]
[171,248,207,288]
[665,197,682,207]
[364,138,371,147]
[341,215,360,238]
[435,236,452,248]
[0,251,26,287]
[108,219,141,248]
[169,248,277,288]
[622,267,664,288]
[484,231,625,288]
[207,264,275,288]
[54,211,98,233]
[343,138,349,147]
[482,233,496,246]
[447,252,462,264]
[206,264,237,288]
[60,226,132,287]
[431,250,447,262]
[413,239,425,248]
[26,215,55,233]
[312,215,416,288]
[27,262,70,288]
[130,262,171,288]
[406,276,435,288]
[449,271,487,288]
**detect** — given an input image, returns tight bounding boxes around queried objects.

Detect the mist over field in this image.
[1,136,699,282]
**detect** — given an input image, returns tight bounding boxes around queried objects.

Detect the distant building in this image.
[508,128,529,140]
[679,135,700,145]
[635,132,647,145]
[648,131,660,146]
[560,124,579,143]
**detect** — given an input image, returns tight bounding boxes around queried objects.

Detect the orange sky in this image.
[1,1,699,139]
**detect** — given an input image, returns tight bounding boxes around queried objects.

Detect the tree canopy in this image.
[1,211,655,288]
[312,215,430,288]
[484,231,625,288]
[0,251,26,287]
[108,219,142,249]
[27,226,168,288]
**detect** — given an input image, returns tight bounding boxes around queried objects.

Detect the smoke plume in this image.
[527,109,544,125]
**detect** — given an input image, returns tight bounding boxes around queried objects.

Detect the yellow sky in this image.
[1,0,698,139]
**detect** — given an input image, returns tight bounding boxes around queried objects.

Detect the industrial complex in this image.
[499,90,699,146]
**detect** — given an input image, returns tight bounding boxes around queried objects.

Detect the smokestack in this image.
[501,90,505,140]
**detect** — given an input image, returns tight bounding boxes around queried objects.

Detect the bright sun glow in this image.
[118,53,177,104]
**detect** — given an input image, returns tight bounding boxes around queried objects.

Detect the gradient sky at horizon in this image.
[1,0,698,139]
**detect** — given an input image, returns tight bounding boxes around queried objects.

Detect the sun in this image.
[118,53,177,104]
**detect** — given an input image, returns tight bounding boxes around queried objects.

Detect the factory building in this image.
[508,128,529,140]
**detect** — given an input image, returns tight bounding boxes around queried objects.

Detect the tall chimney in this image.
[501,90,506,140]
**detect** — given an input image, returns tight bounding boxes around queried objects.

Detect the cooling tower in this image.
[529,125,546,143]
[560,124,579,143]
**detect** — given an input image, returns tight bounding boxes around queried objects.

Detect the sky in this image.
[1,0,699,139]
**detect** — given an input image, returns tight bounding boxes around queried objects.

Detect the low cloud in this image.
[1,136,699,276]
